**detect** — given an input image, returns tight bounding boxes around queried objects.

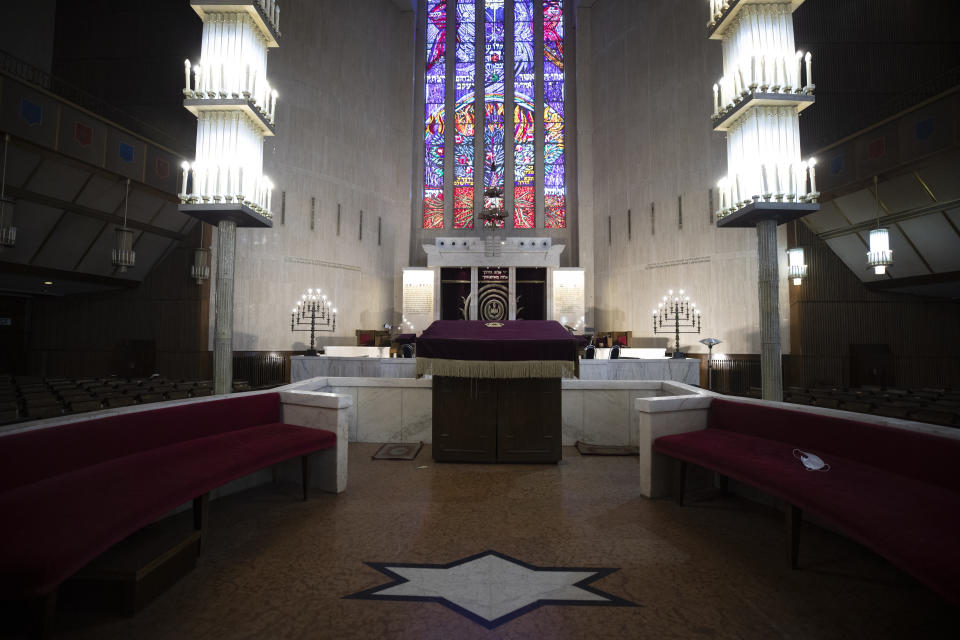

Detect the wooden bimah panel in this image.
[418,321,575,464]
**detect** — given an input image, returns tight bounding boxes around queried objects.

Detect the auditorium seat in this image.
[26,405,62,419]
[105,396,137,408]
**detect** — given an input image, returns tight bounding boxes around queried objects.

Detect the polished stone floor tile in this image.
[45,444,957,640]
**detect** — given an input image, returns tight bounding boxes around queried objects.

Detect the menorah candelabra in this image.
[291,289,336,355]
[652,289,701,359]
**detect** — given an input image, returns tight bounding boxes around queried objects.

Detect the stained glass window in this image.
[422,0,567,231]
[483,1,505,228]
[453,0,476,229]
[513,0,535,229]
[423,1,446,229]
[543,0,565,229]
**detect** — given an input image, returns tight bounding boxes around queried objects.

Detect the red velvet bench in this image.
[653,397,960,606]
[0,392,340,633]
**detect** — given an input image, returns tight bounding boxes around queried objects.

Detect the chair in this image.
[401,343,415,358]
[610,344,621,360]
[583,344,595,360]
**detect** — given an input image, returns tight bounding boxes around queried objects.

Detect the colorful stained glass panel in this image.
[513,0,535,229]
[423,1,446,229]
[542,0,565,228]
[453,0,475,230]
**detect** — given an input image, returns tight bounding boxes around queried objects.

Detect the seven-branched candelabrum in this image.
[291,289,336,355]
[652,290,701,359]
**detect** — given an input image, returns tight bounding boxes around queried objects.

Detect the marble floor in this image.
[38,445,956,639]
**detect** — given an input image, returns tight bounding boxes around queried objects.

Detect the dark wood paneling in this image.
[789,223,960,389]
[23,224,211,380]
[497,378,561,463]
[432,376,498,462]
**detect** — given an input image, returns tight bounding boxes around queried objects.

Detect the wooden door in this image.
[432,376,497,462]
[496,378,561,463]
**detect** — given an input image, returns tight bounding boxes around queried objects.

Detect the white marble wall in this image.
[210,0,414,352]
[585,0,791,356]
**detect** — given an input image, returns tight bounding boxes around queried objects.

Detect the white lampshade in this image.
[786,247,807,285]
[867,228,893,275]
[111,227,136,272]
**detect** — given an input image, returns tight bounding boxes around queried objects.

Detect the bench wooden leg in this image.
[787,503,801,569]
[301,455,311,501]
[193,493,210,552]
[674,460,687,506]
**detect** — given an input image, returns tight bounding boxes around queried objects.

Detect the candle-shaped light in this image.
[270,89,278,122]
[193,65,202,94]
[184,59,192,95]
[191,162,200,199]
[180,160,190,199]
[797,161,808,199]
[712,83,719,118]
[787,163,796,200]
[804,51,813,91]
[808,157,818,195]
[794,51,803,92]
[265,178,273,213]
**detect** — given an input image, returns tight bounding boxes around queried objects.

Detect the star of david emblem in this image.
[344,550,637,628]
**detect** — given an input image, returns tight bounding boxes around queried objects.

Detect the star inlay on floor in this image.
[344,550,638,628]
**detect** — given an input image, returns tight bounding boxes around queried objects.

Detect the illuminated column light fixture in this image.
[179,0,280,218]
[708,1,820,403]
[179,1,280,396]
[709,0,819,220]
[786,246,807,285]
[867,177,893,275]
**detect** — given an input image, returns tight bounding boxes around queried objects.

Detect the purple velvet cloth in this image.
[394,333,417,344]
[416,320,577,363]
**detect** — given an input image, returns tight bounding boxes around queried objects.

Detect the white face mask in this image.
[793,449,830,472]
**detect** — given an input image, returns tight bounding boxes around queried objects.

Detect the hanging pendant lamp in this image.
[0,133,16,248]
[866,175,893,275]
[191,223,211,285]
[112,178,136,272]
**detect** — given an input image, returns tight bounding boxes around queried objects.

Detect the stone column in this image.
[756,219,782,401]
[214,219,237,395]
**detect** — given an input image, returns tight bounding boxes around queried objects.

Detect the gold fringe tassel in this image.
[415,357,575,379]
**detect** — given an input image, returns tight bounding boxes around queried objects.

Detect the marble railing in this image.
[292,355,700,385]
[291,355,415,380]
[285,376,709,448]
[578,358,699,384]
